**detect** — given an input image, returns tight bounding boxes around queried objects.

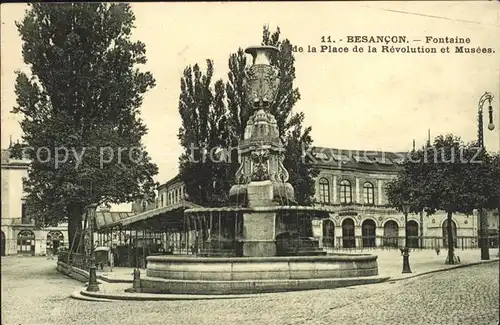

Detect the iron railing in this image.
[57,251,90,270]
[319,235,499,250]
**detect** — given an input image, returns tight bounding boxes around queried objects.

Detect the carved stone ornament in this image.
[271,154,290,183]
[244,46,280,110]
[251,148,270,181]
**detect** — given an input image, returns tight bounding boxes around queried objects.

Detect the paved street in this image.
[1,256,499,325]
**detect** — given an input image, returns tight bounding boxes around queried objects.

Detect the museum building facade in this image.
[147,146,498,250]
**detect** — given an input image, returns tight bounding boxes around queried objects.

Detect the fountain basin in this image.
[141,254,386,294]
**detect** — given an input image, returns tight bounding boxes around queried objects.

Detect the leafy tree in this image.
[225,25,319,205]
[177,61,231,206]
[13,3,158,252]
[386,134,494,264]
[485,152,500,212]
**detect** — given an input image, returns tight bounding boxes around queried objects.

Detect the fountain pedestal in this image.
[242,181,276,257]
[242,212,276,257]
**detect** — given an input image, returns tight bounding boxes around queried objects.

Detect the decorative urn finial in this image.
[244,46,280,111]
[229,44,294,206]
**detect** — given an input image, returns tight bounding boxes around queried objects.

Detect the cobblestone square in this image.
[1,256,498,325]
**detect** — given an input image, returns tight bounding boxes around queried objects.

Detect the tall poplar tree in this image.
[177,61,231,206]
[13,3,158,252]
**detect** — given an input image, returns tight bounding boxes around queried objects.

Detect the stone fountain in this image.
[139,45,388,295]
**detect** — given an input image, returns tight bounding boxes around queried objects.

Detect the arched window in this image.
[46,231,64,253]
[17,230,35,255]
[361,219,377,248]
[322,219,335,247]
[318,178,330,203]
[342,218,355,248]
[339,180,352,204]
[160,193,164,207]
[383,220,399,247]
[407,220,420,248]
[363,182,375,205]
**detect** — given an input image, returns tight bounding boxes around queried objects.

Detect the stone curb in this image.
[70,290,114,302]
[386,258,499,282]
[77,275,390,301]
[79,290,258,301]
[98,275,133,284]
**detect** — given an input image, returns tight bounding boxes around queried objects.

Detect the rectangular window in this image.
[319,184,330,203]
[364,188,374,204]
[21,203,30,224]
[340,186,352,204]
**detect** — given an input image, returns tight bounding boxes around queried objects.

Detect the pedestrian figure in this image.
[435,247,440,255]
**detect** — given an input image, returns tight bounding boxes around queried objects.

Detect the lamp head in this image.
[488,104,495,131]
[402,201,411,214]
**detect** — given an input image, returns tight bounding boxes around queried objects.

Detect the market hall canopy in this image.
[94,211,135,231]
[120,200,204,231]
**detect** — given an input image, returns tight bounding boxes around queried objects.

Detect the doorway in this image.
[1,231,5,256]
[17,230,35,255]
[47,231,64,255]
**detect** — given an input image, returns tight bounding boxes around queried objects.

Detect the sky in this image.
[1,2,500,206]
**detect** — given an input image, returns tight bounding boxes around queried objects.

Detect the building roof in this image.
[94,211,135,230]
[121,200,203,228]
[157,147,409,189]
[159,174,182,189]
[311,147,407,172]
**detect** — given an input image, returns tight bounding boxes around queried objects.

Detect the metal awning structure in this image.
[120,200,204,230]
[95,211,135,230]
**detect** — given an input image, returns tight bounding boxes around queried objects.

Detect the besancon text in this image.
[346,36,407,44]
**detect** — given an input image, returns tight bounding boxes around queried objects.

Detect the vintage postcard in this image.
[1,2,499,325]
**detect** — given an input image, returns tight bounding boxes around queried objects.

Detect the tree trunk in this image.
[446,211,455,264]
[497,206,500,258]
[68,204,84,253]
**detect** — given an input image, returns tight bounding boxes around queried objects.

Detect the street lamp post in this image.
[402,201,412,273]
[86,203,100,292]
[477,92,495,261]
